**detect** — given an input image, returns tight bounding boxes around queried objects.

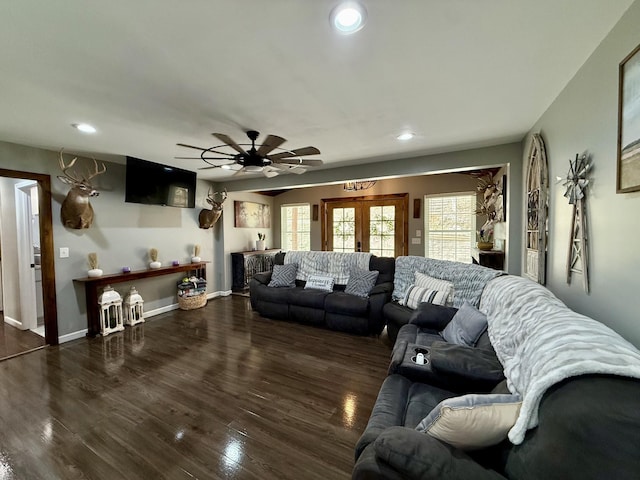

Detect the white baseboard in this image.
[57,290,233,343]
[58,329,88,344]
[3,316,22,329]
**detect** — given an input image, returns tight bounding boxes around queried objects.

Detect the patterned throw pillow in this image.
[402,284,451,309]
[304,274,335,291]
[268,263,297,287]
[415,393,522,450]
[345,268,380,297]
[414,272,454,306]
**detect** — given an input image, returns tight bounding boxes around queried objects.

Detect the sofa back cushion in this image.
[369,255,395,284]
[501,375,640,480]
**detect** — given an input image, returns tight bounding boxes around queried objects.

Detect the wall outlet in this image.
[59,247,69,258]
[411,238,421,245]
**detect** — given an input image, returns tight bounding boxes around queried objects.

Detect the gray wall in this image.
[523,0,640,346]
[0,141,216,339]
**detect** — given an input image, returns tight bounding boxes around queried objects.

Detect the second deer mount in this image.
[198,189,227,229]
[57,149,107,229]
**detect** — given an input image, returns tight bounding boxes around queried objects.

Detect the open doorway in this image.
[0,168,58,360]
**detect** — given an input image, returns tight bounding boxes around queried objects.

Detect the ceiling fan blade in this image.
[175,156,233,160]
[273,158,323,166]
[263,167,280,178]
[198,165,221,170]
[267,146,321,160]
[177,143,210,152]
[212,133,247,155]
[289,167,307,175]
[256,135,287,156]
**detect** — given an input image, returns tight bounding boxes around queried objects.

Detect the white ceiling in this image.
[0,1,633,182]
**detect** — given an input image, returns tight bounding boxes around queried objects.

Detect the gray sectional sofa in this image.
[354,272,640,479]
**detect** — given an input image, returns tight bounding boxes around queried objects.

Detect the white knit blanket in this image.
[481,275,640,444]
[284,251,372,284]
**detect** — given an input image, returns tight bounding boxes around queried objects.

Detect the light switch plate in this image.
[411,238,421,245]
[416,230,422,237]
[59,247,69,258]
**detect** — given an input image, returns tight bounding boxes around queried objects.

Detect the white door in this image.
[14,181,37,331]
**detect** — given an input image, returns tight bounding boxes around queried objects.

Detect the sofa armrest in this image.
[370,281,393,296]
[408,302,458,331]
[430,341,505,392]
[374,427,507,480]
[252,271,272,286]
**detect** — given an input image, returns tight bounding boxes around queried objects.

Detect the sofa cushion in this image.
[268,263,297,287]
[403,284,450,309]
[345,268,379,297]
[304,274,334,291]
[404,381,457,428]
[416,393,522,450]
[288,288,330,309]
[409,302,458,331]
[396,324,443,348]
[415,272,454,306]
[254,283,296,304]
[325,292,369,317]
[441,301,488,347]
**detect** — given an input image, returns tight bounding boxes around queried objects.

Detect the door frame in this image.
[321,193,409,256]
[0,168,58,345]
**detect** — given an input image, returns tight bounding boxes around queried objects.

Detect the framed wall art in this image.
[617,42,640,193]
[234,201,271,228]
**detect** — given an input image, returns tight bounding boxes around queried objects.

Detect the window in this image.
[425,193,475,263]
[281,204,311,251]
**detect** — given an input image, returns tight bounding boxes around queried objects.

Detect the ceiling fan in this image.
[176,130,322,178]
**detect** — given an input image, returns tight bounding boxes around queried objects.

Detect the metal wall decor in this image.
[524,133,549,285]
[562,153,591,293]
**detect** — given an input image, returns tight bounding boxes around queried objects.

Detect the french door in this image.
[321,194,408,257]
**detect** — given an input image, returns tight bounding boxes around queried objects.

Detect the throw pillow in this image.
[414,272,454,306]
[440,301,488,347]
[415,393,522,450]
[402,284,450,309]
[345,268,379,297]
[304,274,335,291]
[268,263,298,287]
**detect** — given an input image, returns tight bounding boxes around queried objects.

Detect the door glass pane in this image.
[333,207,356,252]
[369,205,395,257]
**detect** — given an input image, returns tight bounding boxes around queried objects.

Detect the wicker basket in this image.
[178,293,207,310]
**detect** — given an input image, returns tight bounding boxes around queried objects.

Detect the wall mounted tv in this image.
[125,156,196,208]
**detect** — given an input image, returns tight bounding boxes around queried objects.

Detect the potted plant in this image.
[192,244,201,263]
[87,252,103,277]
[256,233,266,251]
[149,248,161,269]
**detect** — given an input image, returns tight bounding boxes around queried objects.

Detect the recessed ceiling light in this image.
[330,2,367,35]
[397,132,415,141]
[72,123,97,134]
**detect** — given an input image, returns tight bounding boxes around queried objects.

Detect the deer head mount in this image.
[198,188,227,229]
[57,149,106,229]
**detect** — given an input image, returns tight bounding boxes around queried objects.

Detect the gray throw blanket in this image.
[284,251,372,284]
[481,275,640,444]
[393,256,503,308]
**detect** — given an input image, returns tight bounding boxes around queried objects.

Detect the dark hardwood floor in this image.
[0,313,46,361]
[0,295,391,479]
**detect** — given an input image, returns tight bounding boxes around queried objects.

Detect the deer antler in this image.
[58,149,82,183]
[84,159,107,181]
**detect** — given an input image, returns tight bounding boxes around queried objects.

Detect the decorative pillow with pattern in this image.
[415,272,454,306]
[268,263,298,287]
[402,284,450,309]
[345,268,379,297]
[304,274,335,291]
[415,393,522,450]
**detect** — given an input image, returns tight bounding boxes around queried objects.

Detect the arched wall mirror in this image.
[525,133,549,284]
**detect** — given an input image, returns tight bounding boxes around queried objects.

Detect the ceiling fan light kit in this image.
[177,130,322,178]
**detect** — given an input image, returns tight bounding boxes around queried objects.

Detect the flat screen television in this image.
[125,156,196,208]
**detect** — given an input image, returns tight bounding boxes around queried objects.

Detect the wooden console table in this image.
[74,262,207,336]
[471,249,505,271]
